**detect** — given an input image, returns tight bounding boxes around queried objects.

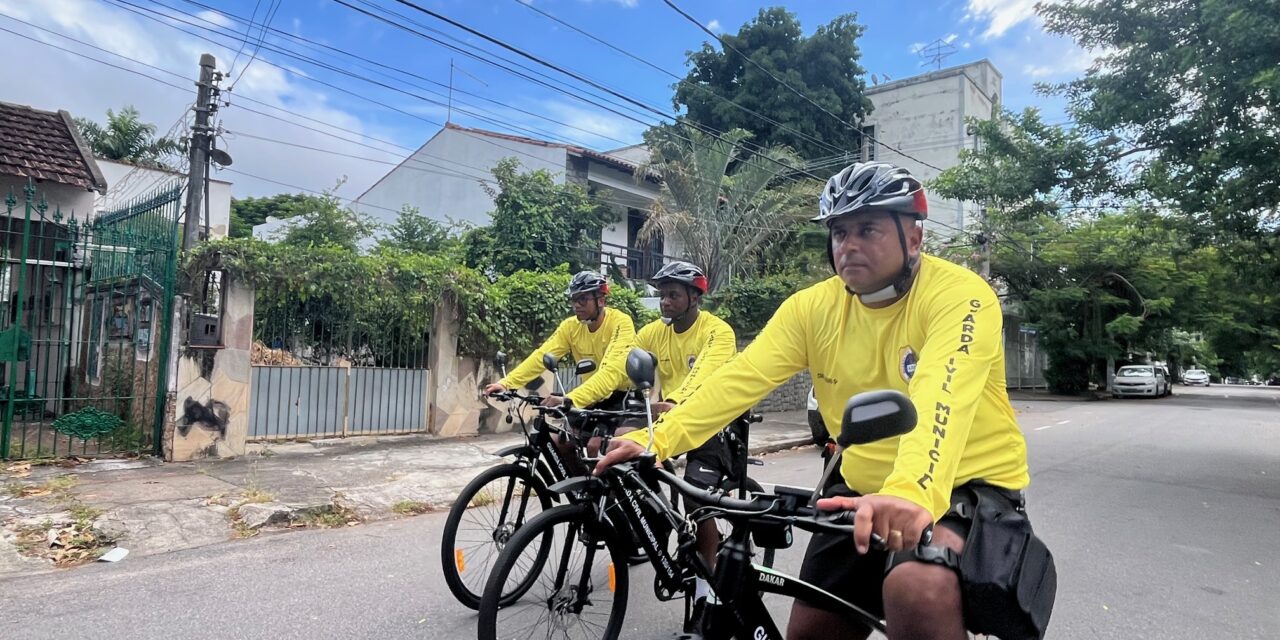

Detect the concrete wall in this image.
[95,159,232,237]
[865,60,1002,239]
[0,176,95,220]
[353,127,569,231]
[165,275,253,461]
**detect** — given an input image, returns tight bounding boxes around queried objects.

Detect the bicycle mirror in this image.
[575,359,597,375]
[838,390,917,446]
[495,351,507,367]
[625,348,657,390]
[523,376,546,392]
[542,353,560,372]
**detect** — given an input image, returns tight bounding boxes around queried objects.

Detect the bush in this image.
[706,272,817,337]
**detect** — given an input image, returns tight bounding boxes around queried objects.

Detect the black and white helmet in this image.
[566,271,609,297]
[649,261,708,294]
[812,162,928,225]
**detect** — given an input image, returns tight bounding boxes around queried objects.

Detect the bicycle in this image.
[441,353,641,609]
[474,349,872,640]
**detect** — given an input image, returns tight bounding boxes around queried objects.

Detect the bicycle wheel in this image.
[441,463,552,609]
[478,503,630,640]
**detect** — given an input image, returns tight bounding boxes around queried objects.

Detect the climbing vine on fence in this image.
[186,240,659,361]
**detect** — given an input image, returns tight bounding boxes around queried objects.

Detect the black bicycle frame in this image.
[703,525,886,639]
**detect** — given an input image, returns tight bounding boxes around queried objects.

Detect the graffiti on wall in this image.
[177,397,230,439]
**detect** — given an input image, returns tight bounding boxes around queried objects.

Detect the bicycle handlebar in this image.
[645,463,861,537]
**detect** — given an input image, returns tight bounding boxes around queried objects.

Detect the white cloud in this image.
[195,10,234,29]
[1022,45,1096,79]
[909,42,927,54]
[0,0,397,202]
[962,41,972,49]
[944,33,959,44]
[964,0,1059,40]
[707,19,721,33]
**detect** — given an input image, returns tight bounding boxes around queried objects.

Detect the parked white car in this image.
[1113,365,1169,398]
[1183,369,1210,386]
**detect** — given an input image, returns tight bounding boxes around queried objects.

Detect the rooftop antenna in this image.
[447,59,488,124]
[918,38,958,71]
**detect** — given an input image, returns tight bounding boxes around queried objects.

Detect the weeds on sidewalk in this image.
[226,461,277,539]
[290,494,361,529]
[391,500,431,516]
[7,475,115,567]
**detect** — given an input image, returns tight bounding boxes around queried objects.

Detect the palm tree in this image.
[75,106,183,170]
[635,125,814,292]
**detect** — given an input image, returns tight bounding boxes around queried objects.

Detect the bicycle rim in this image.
[481,505,629,640]
[443,464,551,608]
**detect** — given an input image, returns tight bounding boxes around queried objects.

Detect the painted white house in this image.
[863,59,1002,237]
[344,123,673,279]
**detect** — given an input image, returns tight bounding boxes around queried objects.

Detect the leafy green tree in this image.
[674,7,872,160]
[276,187,376,253]
[75,106,183,170]
[934,0,1280,387]
[463,158,617,275]
[376,205,457,255]
[637,125,812,292]
[229,193,316,238]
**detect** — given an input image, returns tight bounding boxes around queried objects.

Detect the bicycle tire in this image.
[440,463,552,609]
[478,503,631,640]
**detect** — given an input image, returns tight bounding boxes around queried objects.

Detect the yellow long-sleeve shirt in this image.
[635,311,737,404]
[621,255,1030,520]
[500,307,636,407]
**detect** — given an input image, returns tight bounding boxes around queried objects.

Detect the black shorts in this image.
[797,479,1026,620]
[682,419,745,490]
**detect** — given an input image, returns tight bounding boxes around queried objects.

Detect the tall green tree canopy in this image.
[74,106,183,170]
[1040,0,1280,233]
[673,7,872,160]
[462,158,617,275]
[934,0,1280,387]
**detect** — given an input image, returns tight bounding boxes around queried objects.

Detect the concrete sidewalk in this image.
[0,411,814,579]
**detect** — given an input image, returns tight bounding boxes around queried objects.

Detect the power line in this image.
[226,0,262,75]
[508,0,851,160]
[110,0,612,151]
[230,0,281,88]
[376,0,826,182]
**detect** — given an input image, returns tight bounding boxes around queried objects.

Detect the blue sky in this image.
[0,0,1091,201]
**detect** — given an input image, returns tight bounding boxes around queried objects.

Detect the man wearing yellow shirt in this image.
[484,271,636,446]
[633,261,737,618]
[599,162,1045,640]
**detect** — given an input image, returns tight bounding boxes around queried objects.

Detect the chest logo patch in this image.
[899,346,918,382]
[687,355,697,369]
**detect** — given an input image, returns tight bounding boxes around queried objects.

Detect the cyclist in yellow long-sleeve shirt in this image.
[484,272,636,456]
[597,162,1050,640]
[632,261,738,621]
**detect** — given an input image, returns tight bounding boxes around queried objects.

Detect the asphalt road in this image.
[1,385,1277,639]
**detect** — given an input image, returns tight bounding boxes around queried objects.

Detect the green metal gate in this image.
[0,180,181,460]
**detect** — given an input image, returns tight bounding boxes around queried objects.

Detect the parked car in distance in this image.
[1183,369,1210,386]
[1113,365,1169,398]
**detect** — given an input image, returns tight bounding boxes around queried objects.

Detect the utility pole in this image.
[183,53,220,253]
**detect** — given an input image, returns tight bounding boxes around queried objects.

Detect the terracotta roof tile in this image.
[0,102,106,192]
